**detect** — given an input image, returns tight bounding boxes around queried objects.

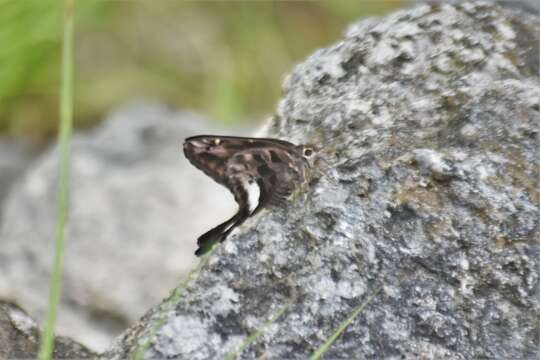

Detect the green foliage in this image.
[0,0,103,139]
[0,1,403,141]
[0,0,59,135]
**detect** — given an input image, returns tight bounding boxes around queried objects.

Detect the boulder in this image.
[0,139,37,226]
[0,300,96,359]
[105,2,539,359]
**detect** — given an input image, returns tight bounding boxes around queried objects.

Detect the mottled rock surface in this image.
[0,300,96,359]
[0,103,237,351]
[107,2,539,359]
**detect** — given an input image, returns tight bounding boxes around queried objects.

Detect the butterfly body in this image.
[183,135,315,256]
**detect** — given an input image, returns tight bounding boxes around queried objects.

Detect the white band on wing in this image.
[244,180,261,214]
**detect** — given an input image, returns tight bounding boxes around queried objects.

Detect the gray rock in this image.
[0,300,96,359]
[412,1,540,14]
[104,2,539,360]
[0,103,237,351]
[0,139,37,226]
[497,0,540,13]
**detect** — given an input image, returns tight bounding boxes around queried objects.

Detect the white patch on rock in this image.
[223,238,238,255]
[371,106,392,126]
[383,284,400,299]
[450,149,468,161]
[337,280,366,300]
[368,40,397,66]
[210,285,240,316]
[383,315,410,341]
[411,97,435,112]
[9,307,37,336]
[460,256,470,271]
[313,277,337,300]
[460,47,486,64]
[156,315,214,356]
[366,240,377,264]
[323,52,347,79]
[413,149,452,175]
[346,99,372,118]
[460,155,496,180]
[390,22,423,38]
[460,124,478,139]
[434,54,454,73]
[475,164,492,180]
[495,21,515,40]
[460,274,475,296]
[450,29,465,41]
[485,53,518,74]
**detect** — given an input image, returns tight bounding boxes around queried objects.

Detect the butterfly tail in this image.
[194,209,250,256]
[195,216,236,256]
[194,237,219,257]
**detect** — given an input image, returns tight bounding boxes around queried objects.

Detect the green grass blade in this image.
[309,286,382,360]
[38,0,74,359]
[225,299,293,360]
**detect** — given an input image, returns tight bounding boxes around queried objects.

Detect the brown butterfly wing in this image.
[183,135,308,256]
[183,135,300,187]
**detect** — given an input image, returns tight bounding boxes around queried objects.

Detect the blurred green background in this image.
[0,0,403,144]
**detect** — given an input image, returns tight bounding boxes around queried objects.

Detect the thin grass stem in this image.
[309,286,382,360]
[225,299,293,360]
[38,0,74,359]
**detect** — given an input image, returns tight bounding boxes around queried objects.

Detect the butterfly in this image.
[183,135,317,256]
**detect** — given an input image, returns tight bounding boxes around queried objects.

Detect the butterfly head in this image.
[298,144,319,167]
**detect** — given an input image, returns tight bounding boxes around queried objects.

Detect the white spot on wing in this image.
[245,180,261,214]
